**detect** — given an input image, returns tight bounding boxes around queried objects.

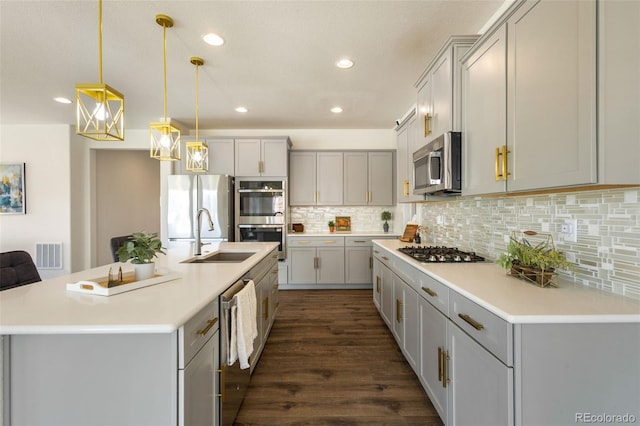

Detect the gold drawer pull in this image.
[442,349,450,388]
[216,365,225,402]
[197,317,218,337]
[421,287,438,297]
[438,346,443,382]
[458,313,484,331]
[382,256,389,261]
[323,240,336,244]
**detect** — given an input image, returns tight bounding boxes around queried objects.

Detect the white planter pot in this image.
[134,262,155,281]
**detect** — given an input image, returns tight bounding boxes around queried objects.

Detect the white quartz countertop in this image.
[288,232,400,237]
[0,241,279,335]
[373,239,640,324]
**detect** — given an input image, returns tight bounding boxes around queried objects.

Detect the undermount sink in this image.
[181,251,256,264]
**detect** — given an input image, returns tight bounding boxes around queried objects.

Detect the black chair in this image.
[110,235,133,262]
[0,250,42,291]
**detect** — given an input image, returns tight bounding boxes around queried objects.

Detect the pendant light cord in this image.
[163,23,168,121]
[98,0,103,84]
[195,63,199,141]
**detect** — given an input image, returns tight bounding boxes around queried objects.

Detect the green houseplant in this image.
[496,231,573,287]
[328,221,335,233]
[381,211,392,233]
[116,231,166,281]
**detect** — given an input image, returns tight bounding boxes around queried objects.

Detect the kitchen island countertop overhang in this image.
[0,241,279,335]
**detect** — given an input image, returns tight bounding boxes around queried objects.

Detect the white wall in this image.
[0,125,72,279]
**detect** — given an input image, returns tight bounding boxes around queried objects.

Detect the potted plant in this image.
[496,231,573,287]
[116,231,166,281]
[381,211,392,233]
[328,221,335,233]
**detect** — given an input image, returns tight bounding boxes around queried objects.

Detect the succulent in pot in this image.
[328,221,335,233]
[116,231,166,281]
[496,231,573,287]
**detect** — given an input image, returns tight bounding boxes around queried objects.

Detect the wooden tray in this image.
[66,270,181,296]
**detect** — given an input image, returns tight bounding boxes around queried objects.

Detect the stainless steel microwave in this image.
[413,132,462,195]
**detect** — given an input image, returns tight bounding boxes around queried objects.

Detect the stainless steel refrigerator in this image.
[167,175,234,241]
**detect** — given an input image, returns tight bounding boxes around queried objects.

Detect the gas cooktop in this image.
[398,246,486,263]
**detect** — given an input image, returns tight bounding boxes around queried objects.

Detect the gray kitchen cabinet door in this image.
[396,112,422,202]
[287,247,316,284]
[368,151,394,205]
[207,138,235,176]
[345,246,372,284]
[446,321,513,426]
[429,53,453,143]
[261,139,289,176]
[316,152,343,205]
[417,73,433,146]
[234,139,262,176]
[506,0,596,191]
[316,247,345,284]
[343,152,368,205]
[461,25,507,196]
[181,333,217,426]
[289,151,317,205]
[380,262,394,327]
[400,280,420,373]
[373,258,382,309]
[419,295,448,422]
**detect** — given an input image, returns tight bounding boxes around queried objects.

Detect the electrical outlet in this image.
[560,220,578,243]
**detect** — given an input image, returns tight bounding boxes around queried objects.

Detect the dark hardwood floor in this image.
[234,289,443,426]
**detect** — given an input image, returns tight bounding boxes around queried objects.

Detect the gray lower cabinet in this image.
[374,245,640,426]
[287,237,345,285]
[249,248,279,373]
[181,331,220,426]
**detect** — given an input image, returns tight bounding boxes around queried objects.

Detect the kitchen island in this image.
[0,241,279,426]
[373,239,640,426]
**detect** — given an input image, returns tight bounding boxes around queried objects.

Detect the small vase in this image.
[383,222,389,233]
[134,262,155,281]
[329,226,335,233]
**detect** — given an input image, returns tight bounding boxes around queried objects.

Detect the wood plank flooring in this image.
[234,290,443,426]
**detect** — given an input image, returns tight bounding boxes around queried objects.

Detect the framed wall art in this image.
[0,163,26,214]
[335,216,351,232]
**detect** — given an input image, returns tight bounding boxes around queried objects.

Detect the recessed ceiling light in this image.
[203,33,224,46]
[336,58,354,69]
[54,97,72,104]
[235,106,248,113]
[331,107,343,113]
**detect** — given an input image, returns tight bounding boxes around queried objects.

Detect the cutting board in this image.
[399,224,419,242]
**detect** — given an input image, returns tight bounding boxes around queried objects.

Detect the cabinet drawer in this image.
[345,237,373,247]
[449,290,513,366]
[288,236,345,247]
[179,298,219,368]
[417,273,449,316]
[391,257,419,290]
[250,249,278,283]
[373,247,392,268]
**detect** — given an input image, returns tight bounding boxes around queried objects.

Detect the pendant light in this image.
[150,14,180,161]
[75,0,125,141]
[185,57,209,172]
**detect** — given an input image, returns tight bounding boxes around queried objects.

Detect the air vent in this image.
[35,242,62,269]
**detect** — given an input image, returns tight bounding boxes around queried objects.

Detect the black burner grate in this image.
[398,246,485,263]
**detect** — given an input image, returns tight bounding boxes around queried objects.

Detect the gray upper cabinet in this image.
[289,151,343,206]
[416,36,478,147]
[206,138,235,176]
[462,0,615,195]
[343,151,394,206]
[396,109,422,202]
[235,138,290,177]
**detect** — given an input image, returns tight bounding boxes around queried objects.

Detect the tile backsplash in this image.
[290,206,393,234]
[416,187,640,299]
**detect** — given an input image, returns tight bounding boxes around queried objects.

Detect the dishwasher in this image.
[220,276,252,426]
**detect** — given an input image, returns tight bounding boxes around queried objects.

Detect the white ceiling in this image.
[0,0,504,131]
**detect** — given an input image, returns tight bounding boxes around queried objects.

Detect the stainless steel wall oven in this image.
[235,179,287,259]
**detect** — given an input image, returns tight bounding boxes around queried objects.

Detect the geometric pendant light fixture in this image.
[185,57,209,172]
[75,0,125,141]
[150,14,181,161]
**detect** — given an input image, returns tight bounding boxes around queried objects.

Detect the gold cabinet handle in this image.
[438,346,443,382]
[421,287,438,298]
[403,180,409,197]
[382,256,389,261]
[442,349,450,388]
[396,299,402,322]
[369,256,373,269]
[323,240,336,244]
[458,313,485,331]
[197,317,218,337]
[502,145,510,181]
[373,250,380,254]
[264,296,269,320]
[314,257,318,269]
[495,145,510,181]
[424,113,432,137]
[376,276,381,293]
[216,365,225,402]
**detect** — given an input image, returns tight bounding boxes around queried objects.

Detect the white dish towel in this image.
[229,279,258,369]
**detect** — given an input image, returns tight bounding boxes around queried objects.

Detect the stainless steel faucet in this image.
[195,208,214,255]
